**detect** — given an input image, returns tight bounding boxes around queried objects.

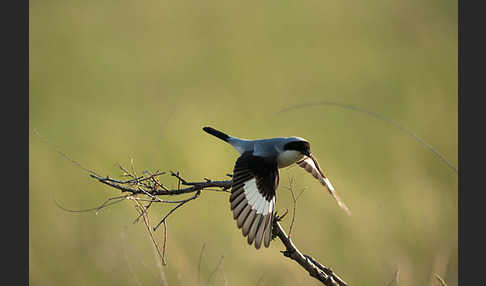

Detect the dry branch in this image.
[272,221,348,286]
[89,166,349,286]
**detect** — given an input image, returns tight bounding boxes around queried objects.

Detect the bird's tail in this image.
[203,127,230,142]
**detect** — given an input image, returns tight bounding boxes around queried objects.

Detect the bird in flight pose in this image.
[203,127,350,249]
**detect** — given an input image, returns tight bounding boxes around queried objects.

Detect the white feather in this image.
[254,197,266,214]
[257,200,269,215]
[248,190,261,206]
[252,194,265,211]
[243,178,258,200]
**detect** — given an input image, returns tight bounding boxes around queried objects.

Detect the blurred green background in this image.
[30,0,457,285]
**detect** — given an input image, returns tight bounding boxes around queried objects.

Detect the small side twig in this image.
[198,242,207,286]
[434,273,447,286]
[386,269,400,286]
[286,178,297,239]
[207,255,226,286]
[255,273,265,286]
[153,190,201,231]
[130,196,167,265]
[161,220,168,264]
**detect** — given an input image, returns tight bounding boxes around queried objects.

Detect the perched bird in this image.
[203,127,350,249]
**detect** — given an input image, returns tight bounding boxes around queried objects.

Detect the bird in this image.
[203,126,350,249]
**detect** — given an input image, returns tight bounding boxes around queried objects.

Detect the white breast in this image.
[277,150,304,168]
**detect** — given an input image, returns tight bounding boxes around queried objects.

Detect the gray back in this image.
[227,136,306,157]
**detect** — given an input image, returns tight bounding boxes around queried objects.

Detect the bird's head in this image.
[282,137,311,157]
[277,137,311,168]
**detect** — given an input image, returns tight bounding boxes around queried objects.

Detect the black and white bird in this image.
[203,126,350,249]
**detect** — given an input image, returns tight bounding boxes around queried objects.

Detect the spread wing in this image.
[229,152,278,249]
[297,153,351,215]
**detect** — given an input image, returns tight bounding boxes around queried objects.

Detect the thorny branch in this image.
[89,164,349,286]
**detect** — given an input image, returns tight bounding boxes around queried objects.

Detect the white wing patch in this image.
[244,179,259,202]
[254,196,269,214]
[243,178,271,215]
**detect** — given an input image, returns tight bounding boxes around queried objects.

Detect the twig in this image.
[130,158,137,180]
[285,177,297,239]
[161,220,168,264]
[386,269,400,286]
[434,273,447,286]
[255,273,265,286]
[198,242,207,286]
[153,190,201,231]
[132,200,153,224]
[33,128,102,177]
[207,256,225,286]
[53,194,129,214]
[130,197,166,265]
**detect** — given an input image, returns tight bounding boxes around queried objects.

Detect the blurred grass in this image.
[30,0,457,285]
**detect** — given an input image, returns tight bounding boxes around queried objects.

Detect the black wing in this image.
[229,152,279,249]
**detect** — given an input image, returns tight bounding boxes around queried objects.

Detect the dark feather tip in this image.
[203,126,229,142]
